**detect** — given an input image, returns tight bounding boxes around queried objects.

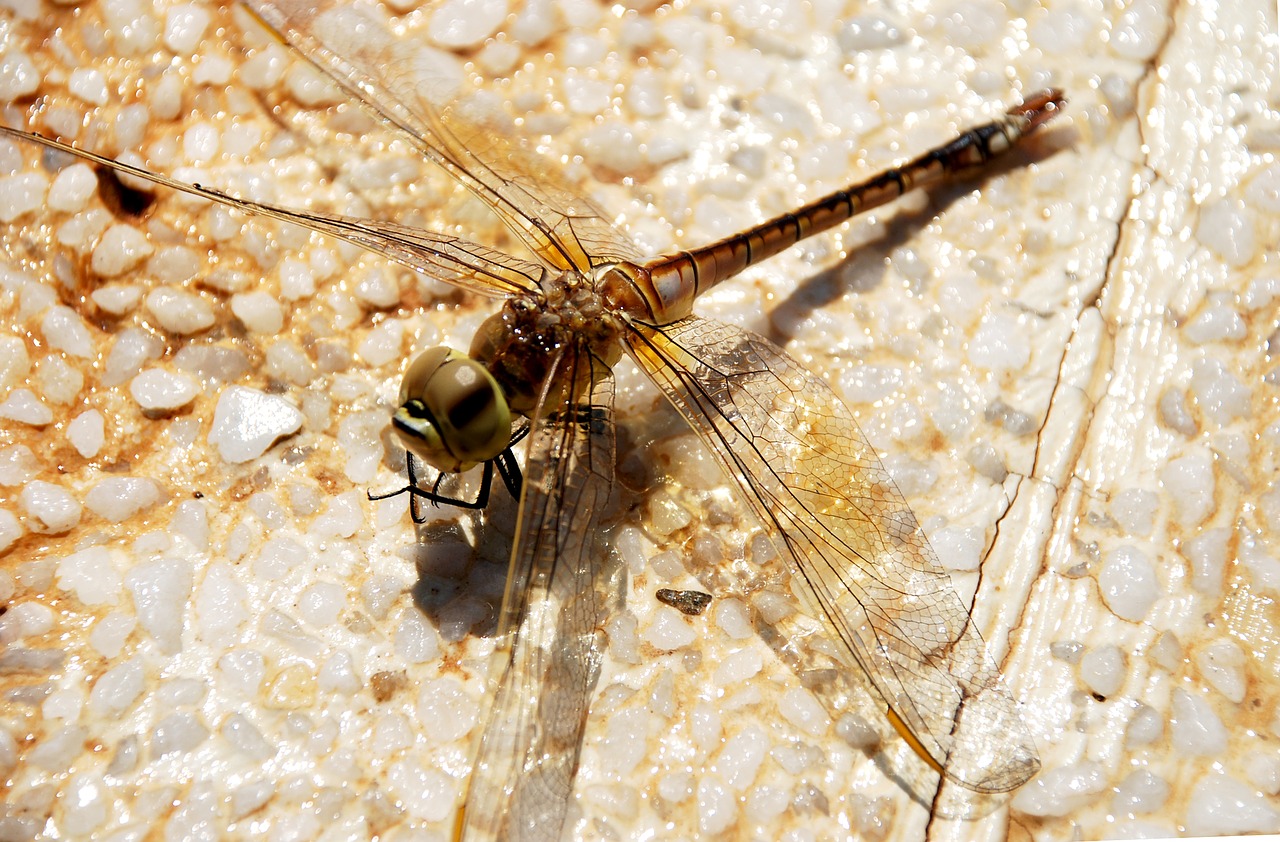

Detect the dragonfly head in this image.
[392,347,513,474]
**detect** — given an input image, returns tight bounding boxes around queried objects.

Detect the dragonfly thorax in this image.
[469,276,624,416]
[392,347,513,474]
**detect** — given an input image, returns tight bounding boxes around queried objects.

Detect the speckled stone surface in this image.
[1,1,1277,840]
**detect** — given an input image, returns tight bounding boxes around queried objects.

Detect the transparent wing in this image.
[462,344,621,841]
[0,126,542,298]
[244,0,648,272]
[625,316,1040,794]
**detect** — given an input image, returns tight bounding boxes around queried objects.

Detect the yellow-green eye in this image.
[392,348,513,473]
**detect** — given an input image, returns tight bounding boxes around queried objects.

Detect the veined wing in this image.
[0,126,542,299]
[624,316,1040,794]
[461,345,622,841]
[244,0,648,273]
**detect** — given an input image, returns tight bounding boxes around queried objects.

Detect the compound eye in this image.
[392,348,512,474]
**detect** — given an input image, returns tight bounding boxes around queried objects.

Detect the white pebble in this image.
[648,491,692,537]
[969,311,1031,372]
[598,708,650,777]
[1184,527,1229,596]
[416,677,477,744]
[277,257,315,300]
[1186,304,1247,343]
[0,510,20,553]
[354,266,400,309]
[91,284,143,315]
[428,0,509,48]
[102,0,160,53]
[697,776,736,835]
[713,598,754,639]
[0,335,31,392]
[0,388,53,426]
[311,491,362,538]
[67,411,106,458]
[1190,357,1251,422]
[1161,449,1215,525]
[19,480,82,533]
[1196,199,1257,268]
[89,612,136,658]
[145,287,216,334]
[1098,545,1158,622]
[1109,487,1158,536]
[152,712,209,756]
[1244,275,1280,311]
[1126,703,1164,745]
[1171,687,1229,756]
[563,75,611,115]
[714,647,763,686]
[717,725,767,791]
[357,319,404,367]
[124,557,194,654]
[47,163,97,212]
[1012,760,1106,817]
[68,68,109,105]
[298,582,345,627]
[1079,645,1125,698]
[230,291,284,334]
[0,49,40,100]
[1245,752,1280,795]
[0,172,49,223]
[1196,639,1246,703]
[218,650,266,698]
[230,780,275,819]
[317,651,360,694]
[779,687,828,737]
[29,725,87,772]
[10,601,55,637]
[85,477,162,523]
[1113,769,1170,815]
[181,121,220,165]
[838,13,905,50]
[0,445,37,485]
[61,772,109,835]
[192,55,233,86]
[643,605,697,651]
[35,354,83,404]
[40,306,94,359]
[130,368,199,411]
[386,759,457,823]
[1108,0,1170,60]
[148,245,201,283]
[56,546,122,606]
[207,385,304,463]
[89,656,146,717]
[91,223,154,277]
[193,561,249,646]
[164,3,212,54]
[220,714,275,760]
[396,610,441,664]
[1185,773,1280,835]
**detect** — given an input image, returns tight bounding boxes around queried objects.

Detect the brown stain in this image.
[369,670,408,703]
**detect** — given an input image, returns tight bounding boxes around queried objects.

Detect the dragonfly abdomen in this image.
[629,89,1065,324]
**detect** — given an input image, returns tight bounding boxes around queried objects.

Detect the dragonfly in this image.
[3,2,1060,837]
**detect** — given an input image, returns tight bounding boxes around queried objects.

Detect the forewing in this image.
[243,0,648,272]
[0,126,541,298]
[461,346,621,841]
[625,316,1040,794]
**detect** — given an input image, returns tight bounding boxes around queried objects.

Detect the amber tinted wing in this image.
[0,126,542,299]
[461,345,622,841]
[625,316,1040,794]
[244,0,647,273]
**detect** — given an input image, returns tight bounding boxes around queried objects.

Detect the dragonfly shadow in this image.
[404,474,521,643]
[768,131,1071,349]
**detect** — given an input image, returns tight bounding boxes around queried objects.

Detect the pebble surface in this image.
[0,1,1275,840]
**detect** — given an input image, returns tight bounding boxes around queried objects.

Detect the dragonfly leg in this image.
[366,453,502,522]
